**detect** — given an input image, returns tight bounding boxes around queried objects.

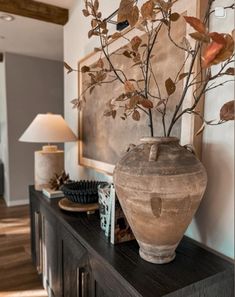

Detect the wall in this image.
[64,0,116,183]
[0,58,10,201]
[64,0,234,259]
[185,0,234,259]
[1,53,64,206]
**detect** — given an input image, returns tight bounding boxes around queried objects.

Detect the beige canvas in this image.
[78,0,202,174]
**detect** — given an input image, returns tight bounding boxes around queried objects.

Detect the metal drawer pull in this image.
[35,211,42,274]
[81,270,87,297]
[76,268,88,297]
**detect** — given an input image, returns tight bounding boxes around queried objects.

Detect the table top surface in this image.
[30,186,234,297]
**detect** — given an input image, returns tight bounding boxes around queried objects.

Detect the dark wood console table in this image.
[29,186,234,297]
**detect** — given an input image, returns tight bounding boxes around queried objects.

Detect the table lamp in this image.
[19,113,77,190]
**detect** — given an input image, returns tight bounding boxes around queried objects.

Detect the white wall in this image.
[64,0,234,259]
[185,0,234,259]
[64,0,116,183]
[0,58,10,202]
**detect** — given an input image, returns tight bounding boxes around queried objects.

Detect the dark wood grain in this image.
[0,0,68,25]
[30,186,234,297]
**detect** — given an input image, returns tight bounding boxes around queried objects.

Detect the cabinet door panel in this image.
[62,228,90,297]
[41,210,60,297]
[89,257,134,297]
[92,281,109,297]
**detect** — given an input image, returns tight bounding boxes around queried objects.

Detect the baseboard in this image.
[6,199,29,207]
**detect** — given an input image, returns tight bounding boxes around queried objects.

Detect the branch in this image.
[205,79,235,92]
[209,3,235,16]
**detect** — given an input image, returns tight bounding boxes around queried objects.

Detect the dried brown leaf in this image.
[123,50,132,58]
[211,34,234,65]
[189,32,210,43]
[117,0,135,23]
[156,99,165,107]
[112,110,117,119]
[94,47,101,52]
[165,77,176,96]
[158,0,173,12]
[128,5,139,27]
[225,67,235,75]
[178,72,189,81]
[64,62,73,74]
[99,21,107,30]
[96,71,107,82]
[202,41,224,68]
[169,12,180,22]
[82,9,90,17]
[209,32,226,44]
[124,80,136,93]
[91,19,98,28]
[94,0,99,12]
[89,86,95,94]
[132,110,140,121]
[141,0,154,19]
[96,58,104,68]
[220,100,235,121]
[184,16,206,34]
[88,29,93,38]
[140,99,153,109]
[131,36,142,51]
[81,65,90,73]
[129,95,140,109]
[103,110,113,117]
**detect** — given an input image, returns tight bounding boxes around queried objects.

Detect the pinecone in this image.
[49,171,70,190]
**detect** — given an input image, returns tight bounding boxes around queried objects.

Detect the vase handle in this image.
[184,144,196,155]
[126,143,136,152]
[149,144,159,162]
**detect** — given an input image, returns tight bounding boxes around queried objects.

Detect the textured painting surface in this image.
[80,15,186,169]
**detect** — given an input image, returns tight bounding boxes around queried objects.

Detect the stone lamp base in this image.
[34,145,64,191]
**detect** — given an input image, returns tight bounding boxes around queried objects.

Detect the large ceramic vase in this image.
[113,137,207,264]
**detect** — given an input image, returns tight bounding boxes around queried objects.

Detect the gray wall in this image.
[3,53,64,205]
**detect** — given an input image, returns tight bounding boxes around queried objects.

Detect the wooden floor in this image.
[0,198,47,297]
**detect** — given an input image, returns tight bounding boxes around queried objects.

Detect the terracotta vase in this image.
[113,137,207,264]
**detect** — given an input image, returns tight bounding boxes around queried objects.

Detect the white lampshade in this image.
[19,113,77,143]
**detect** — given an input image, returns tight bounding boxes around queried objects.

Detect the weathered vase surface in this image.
[113,137,207,264]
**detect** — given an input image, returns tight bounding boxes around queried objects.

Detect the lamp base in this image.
[34,147,64,191]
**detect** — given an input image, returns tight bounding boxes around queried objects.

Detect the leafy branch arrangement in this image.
[65,0,235,137]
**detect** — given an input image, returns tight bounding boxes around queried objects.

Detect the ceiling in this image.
[0,13,63,61]
[34,0,75,9]
[0,1,76,61]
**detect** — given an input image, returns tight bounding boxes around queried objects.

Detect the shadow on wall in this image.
[194,142,233,251]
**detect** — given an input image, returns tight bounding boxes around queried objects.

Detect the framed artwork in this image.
[78,0,206,175]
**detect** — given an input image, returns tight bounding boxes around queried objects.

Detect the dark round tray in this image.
[61,181,103,204]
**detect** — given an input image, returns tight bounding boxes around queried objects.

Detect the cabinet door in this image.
[29,194,42,274]
[41,209,60,297]
[89,257,134,297]
[61,228,90,297]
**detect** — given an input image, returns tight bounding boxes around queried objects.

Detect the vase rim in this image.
[140,137,179,144]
